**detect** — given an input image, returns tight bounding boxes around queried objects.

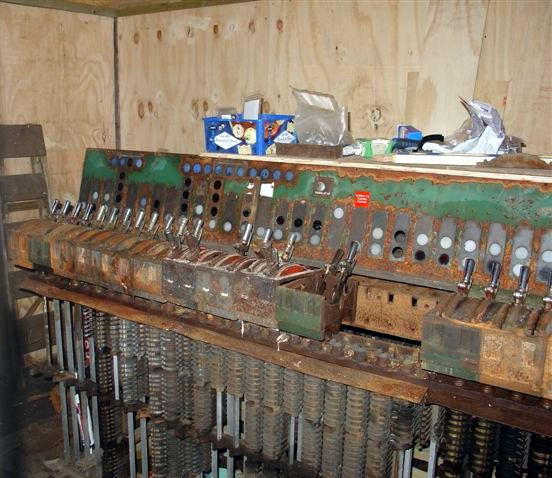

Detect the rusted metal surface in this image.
[350,277,449,341]
[22,273,427,403]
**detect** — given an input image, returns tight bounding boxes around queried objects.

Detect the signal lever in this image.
[457,258,475,296]
[543,271,552,310]
[512,265,530,305]
[49,198,60,217]
[330,241,360,304]
[175,216,189,247]
[235,223,254,256]
[484,261,502,300]
[317,249,345,295]
[186,219,204,254]
[281,232,299,263]
[121,207,133,232]
[163,214,175,244]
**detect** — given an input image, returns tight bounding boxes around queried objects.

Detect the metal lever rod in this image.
[134,209,146,234]
[163,214,175,243]
[61,200,72,216]
[457,258,475,295]
[121,207,133,231]
[146,211,159,235]
[330,240,361,304]
[107,207,119,227]
[543,271,552,310]
[484,261,502,300]
[82,203,94,223]
[281,231,299,263]
[176,215,188,246]
[95,204,109,224]
[71,201,84,219]
[193,218,204,242]
[236,222,254,255]
[50,198,60,216]
[513,265,530,305]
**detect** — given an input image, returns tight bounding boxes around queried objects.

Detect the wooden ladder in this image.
[0,124,51,360]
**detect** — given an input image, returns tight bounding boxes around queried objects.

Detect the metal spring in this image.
[94,310,110,350]
[262,406,286,461]
[147,326,164,417]
[207,345,226,392]
[391,399,418,450]
[82,306,96,338]
[442,409,471,478]
[496,425,528,478]
[417,404,432,448]
[468,418,498,478]
[119,318,139,405]
[244,356,264,407]
[161,330,180,422]
[226,350,245,398]
[175,334,192,421]
[263,362,284,410]
[342,386,369,478]
[301,418,323,473]
[282,368,303,417]
[137,323,149,398]
[244,402,263,453]
[302,375,325,423]
[167,431,183,478]
[97,349,114,396]
[193,340,211,387]
[365,392,393,478]
[150,420,168,478]
[528,433,552,478]
[321,381,346,478]
[109,316,120,355]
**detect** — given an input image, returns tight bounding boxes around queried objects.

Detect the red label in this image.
[354,191,371,208]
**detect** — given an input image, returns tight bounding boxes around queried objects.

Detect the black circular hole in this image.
[294,218,303,228]
[414,250,426,261]
[438,253,450,266]
[182,191,189,200]
[119,172,126,180]
[312,220,322,231]
[117,182,124,191]
[127,157,133,167]
[115,194,122,203]
[210,207,218,217]
[276,215,285,225]
[185,177,192,187]
[153,199,160,209]
[212,193,220,203]
[214,180,222,190]
[394,230,406,242]
[243,209,250,218]
[181,203,188,213]
[392,246,403,259]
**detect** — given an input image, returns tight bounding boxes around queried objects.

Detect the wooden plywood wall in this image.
[117,0,552,155]
[0,2,115,200]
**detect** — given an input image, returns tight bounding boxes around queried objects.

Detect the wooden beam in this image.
[2,0,255,17]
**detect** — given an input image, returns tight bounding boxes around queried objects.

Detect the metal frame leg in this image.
[53,299,70,463]
[288,415,296,465]
[402,448,413,478]
[140,416,148,477]
[88,334,102,478]
[127,412,136,478]
[73,305,90,454]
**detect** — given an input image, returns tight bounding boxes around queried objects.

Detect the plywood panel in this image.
[475,0,552,155]
[0,2,115,200]
[118,0,488,154]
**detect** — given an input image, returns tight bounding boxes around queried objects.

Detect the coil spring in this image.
[468,418,498,478]
[207,345,226,392]
[192,382,215,435]
[137,324,149,398]
[161,330,180,422]
[365,393,393,478]
[244,401,263,452]
[496,425,527,477]
[321,381,346,478]
[442,409,471,478]
[262,406,286,461]
[528,433,552,478]
[82,306,96,338]
[226,350,245,398]
[149,420,168,478]
[301,418,323,473]
[94,310,110,350]
[417,405,432,448]
[109,316,120,355]
[391,399,418,450]
[167,431,183,478]
[245,356,264,407]
[147,326,164,417]
[282,369,303,417]
[192,340,211,387]
[302,375,325,423]
[175,334,193,421]
[342,386,369,478]
[119,319,139,405]
[263,362,284,409]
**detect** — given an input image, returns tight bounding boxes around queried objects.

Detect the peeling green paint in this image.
[82,149,552,228]
[83,149,116,181]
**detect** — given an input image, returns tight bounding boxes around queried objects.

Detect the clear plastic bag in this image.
[291,87,353,146]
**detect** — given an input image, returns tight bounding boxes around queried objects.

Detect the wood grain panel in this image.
[118,0,488,154]
[475,0,552,155]
[0,2,115,200]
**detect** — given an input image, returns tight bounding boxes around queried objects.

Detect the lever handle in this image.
[457,258,475,295]
[236,223,254,255]
[121,207,133,230]
[346,240,361,264]
[484,261,501,300]
[107,207,119,226]
[134,209,146,233]
[281,231,299,263]
[49,198,60,216]
[147,211,159,234]
[543,271,552,310]
[262,228,273,248]
[95,204,108,224]
[513,265,530,305]
[82,203,94,222]
[193,218,204,241]
[61,200,72,216]
[71,201,84,218]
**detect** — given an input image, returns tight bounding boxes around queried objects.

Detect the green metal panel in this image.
[276,286,325,340]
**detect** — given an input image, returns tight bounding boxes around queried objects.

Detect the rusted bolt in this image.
[482,385,493,394]
[454,378,465,387]
[511,392,522,401]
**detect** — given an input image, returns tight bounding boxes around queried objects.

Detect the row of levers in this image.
[10,148,552,477]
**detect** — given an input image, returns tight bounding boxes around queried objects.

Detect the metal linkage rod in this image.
[53,299,70,463]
